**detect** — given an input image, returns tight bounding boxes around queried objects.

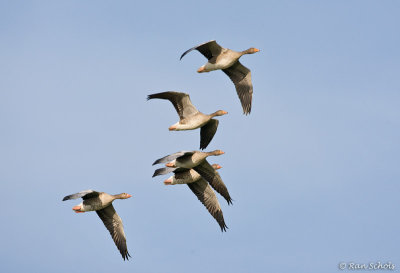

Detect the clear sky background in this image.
[1,1,399,272]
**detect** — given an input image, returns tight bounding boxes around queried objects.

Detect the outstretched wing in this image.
[96,205,131,261]
[152,151,194,165]
[62,190,100,201]
[200,119,219,150]
[188,179,228,232]
[180,40,223,61]
[147,91,199,119]
[222,61,253,115]
[193,161,233,205]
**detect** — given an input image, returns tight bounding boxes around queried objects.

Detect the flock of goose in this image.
[62,40,260,260]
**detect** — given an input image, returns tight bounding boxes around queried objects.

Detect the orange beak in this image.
[126,194,132,198]
[165,162,175,167]
[216,164,222,170]
[254,48,260,52]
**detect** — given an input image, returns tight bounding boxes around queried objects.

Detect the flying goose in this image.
[62,190,132,260]
[163,164,228,231]
[180,40,259,115]
[147,91,227,149]
[152,150,232,204]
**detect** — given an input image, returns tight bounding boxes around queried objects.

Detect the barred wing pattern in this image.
[96,205,131,260]
[147,91,199,120]
[187,179,228,231]
[222,61,253,115]
[193,160,233,205]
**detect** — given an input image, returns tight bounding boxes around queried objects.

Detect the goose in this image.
[62,190,132,260]
[147,91,227,149]
[164,164,228,231]
[180,40,259,115]
[152,150,232,204]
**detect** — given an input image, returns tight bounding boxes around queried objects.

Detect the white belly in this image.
[174,121,205,130]
[204,55,238,71]
[173,115,210,130]
[204,61,230,71]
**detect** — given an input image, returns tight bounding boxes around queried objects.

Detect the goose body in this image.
[62,190,132,260]
[69,192,114,212]
[148,91,227,149]
[169,112,210,131]
[200,49,242,72]
[164,168,203,185]
[163,163,220,185]
[180,40,259,115]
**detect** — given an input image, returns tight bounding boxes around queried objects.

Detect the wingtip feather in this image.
[220,224,228,232]
[123,251,131,261]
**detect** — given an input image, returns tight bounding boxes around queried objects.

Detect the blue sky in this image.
[1,1,399,272]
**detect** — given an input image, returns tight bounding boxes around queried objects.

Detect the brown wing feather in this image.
[200,119,219,150]
[188,179,228,231]
[222,61,253,115]
[152,151,194,165]
[96,205,131,260]
[62,190,99,201]
[180,40,223,60]
[147,91,198,119]
[193,161,232,205]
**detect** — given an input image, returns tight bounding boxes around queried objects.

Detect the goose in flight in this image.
[147,91,227,149]
[62,190,132,260]
[180,40,259,115]
[152,150,232,204]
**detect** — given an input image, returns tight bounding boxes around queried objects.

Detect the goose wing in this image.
[147,91,199,119]
[152,151,194,165]
[180,40,223,61]
[96,204,131,260]
[222,61,253,115]
[62,190,100,201]
[200,119,219,150]
[152,167,177,177]
[152,167,191,177]
[188,178,228,231]
[193,161,232,205]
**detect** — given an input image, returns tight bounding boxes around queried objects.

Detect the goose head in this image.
[211,110,228,117]
[211,150,225,156]
[116,193,132,199]
[243,47,260,54]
